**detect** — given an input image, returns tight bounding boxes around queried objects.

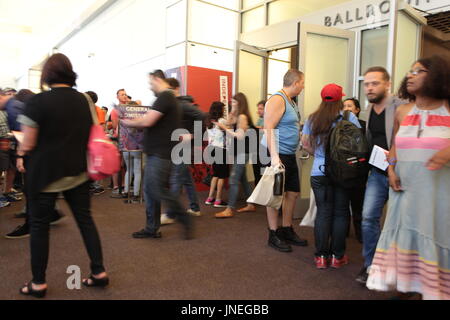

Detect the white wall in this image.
[58,0,168,108]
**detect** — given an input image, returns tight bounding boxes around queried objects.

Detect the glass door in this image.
[296,23,356,215]
[233,41,269,121]
[387,0,426,93]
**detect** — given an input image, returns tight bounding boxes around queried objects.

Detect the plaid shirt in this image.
[0,111,10,138]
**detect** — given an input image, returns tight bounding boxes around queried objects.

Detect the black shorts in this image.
[8,149,17,169]
[212,163,229,179]
[274,154,300,193]
[0,150,9,172]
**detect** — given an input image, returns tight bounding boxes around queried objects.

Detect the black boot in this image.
[277,226,308,246]
[268,229,292,252]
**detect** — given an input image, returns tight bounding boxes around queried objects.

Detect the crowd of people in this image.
[0,52,448,300]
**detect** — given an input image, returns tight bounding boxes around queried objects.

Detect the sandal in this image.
[82,275,109,288]
[19,282,47,298]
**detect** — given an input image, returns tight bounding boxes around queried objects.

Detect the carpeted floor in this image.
[0,189,391,300]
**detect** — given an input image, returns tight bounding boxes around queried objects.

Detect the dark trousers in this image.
[347,184,366,241]
[311,176,350,259]
[28,181,105,284]
[144,155,191,233]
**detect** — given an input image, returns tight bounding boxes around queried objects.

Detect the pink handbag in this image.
[84,94,121,180]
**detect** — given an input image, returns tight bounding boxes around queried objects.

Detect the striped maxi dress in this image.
[366,104,450,300]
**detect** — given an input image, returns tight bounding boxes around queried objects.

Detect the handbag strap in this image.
[83,93,99,126]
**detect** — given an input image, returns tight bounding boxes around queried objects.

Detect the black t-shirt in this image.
[144,90,182,159]
[368,108,388,152]
[23,87,92,195]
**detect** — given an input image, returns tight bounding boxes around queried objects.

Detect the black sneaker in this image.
[132,229,162,239]
[5,223,29,239]
[356,266,369,284]
[14,212,27,219]
[268,229,292,252]
[50,211,66,226]
[277,226,308,246]
[92,187,105,196]
[5,192,22,202]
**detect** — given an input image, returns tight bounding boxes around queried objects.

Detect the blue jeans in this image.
[123,151,142,196]
[143,155,190,233]
[361,169,389,267]
[228,154,252,209]
[170,163,200,212]
[311,176,350,258]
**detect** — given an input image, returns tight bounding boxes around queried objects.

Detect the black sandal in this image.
[82,275,109,288]
[19,282,47,298]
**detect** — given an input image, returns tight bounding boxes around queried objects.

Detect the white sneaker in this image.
[187,209,201,217]
[160,214,175,225]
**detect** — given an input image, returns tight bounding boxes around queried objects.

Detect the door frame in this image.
[233,40,269,100]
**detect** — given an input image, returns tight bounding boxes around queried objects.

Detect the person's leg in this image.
[132,152,142,197]
[63,182,105,276]
[208,176,218,200]
[151,156,192,238]
[170,163,182,197]
[143,155,162,234]
[215,163,243,217]
[216,178,224,201]
[122,152,130,194]
[331,185,351,259]
[237,160,256,212]
[181,164,200,212]
[349,185,365,242]
[311,176,334,258]
[361,170,389,268]
[5,167,16,193]
[28,192,58,285]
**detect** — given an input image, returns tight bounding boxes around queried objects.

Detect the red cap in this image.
[321,84,345,102]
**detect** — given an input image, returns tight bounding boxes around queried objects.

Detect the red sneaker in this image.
[314,256,328,269]
[330,255,349,269]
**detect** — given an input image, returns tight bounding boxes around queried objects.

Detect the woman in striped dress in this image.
[366,56,450,300]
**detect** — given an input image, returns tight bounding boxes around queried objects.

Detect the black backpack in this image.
[323,111,369,188]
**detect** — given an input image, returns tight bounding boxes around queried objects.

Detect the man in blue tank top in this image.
[262,69,308,252]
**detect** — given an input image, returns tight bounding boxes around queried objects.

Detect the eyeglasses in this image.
[407,69,428,76]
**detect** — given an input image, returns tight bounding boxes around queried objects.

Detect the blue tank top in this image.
[261,91,300,155]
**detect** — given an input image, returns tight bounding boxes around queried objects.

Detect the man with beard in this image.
[355,67,406,284]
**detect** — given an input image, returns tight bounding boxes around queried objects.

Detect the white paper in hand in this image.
[369,145,389,171]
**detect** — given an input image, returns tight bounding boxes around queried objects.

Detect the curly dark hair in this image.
[207,101,225,129]
[398,55,450,102]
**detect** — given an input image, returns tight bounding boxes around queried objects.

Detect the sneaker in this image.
[204,197,215,205]
[161,214,176,225]
[276,226,308,246]
[268,229,292,252]
[4,192,22,202]
[124,196,140,204]
[213,200,228,208]
[132,229,162,239]
[50,211,66,226]
[330,255,349,269]
[0,200,11,208]
[111,189,126,198]
[92,187,105,196]
[5,224,29,239]
[14,212,27,218]
[315,256,329,269]
[187,209,201,217]
[11,188,23,196]
[356,266,369,284]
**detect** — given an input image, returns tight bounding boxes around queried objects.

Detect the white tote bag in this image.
[247,164,285,210]
[300,189,317,227]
